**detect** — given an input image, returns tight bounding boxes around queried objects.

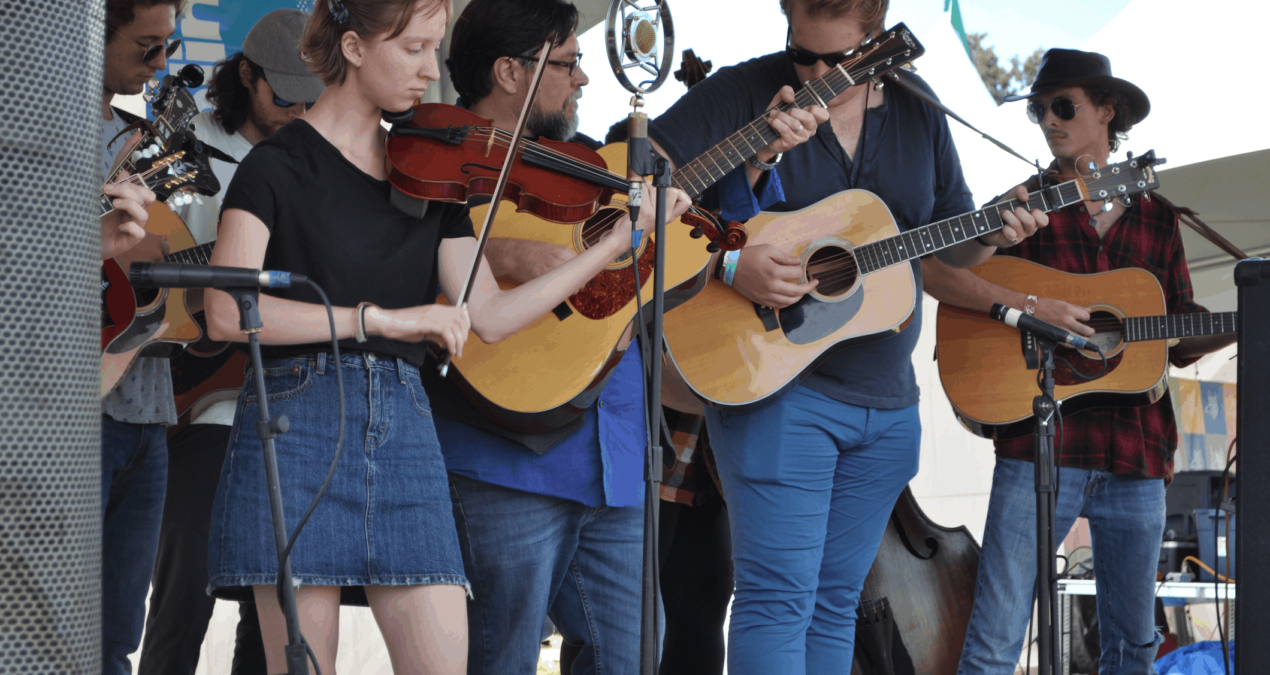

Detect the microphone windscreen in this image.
[633,18,657,57]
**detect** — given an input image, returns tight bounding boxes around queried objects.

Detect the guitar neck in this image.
[671,27,920,200]
[165,241,215,265]
[1124,311,1239,342]
[854,179,1086,274]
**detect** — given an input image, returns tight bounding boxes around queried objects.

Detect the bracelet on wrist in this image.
[1024,295,1039,316]
[720,250,741,287]
[355,302,372,343]
[749,152,783,172]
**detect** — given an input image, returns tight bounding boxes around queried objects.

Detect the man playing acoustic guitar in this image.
[646,0,1046,672]
[922,49,1237,674]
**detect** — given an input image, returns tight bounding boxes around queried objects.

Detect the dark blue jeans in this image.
[101,414,168,675]
[957,457,1167,675]
[449,473,643,675]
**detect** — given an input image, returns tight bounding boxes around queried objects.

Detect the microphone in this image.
[989,303,1096,351]
[129,262,307,289]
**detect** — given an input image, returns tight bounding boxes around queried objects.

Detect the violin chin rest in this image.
[382,108,416,126]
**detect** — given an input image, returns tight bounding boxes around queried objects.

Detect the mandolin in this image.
[663,151,1165,411]
[100,130,221,395]
[436,25,926,431]
[935,256,1238,440]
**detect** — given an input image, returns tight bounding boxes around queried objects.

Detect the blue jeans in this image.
[101,415,168,675]
[704,386,920,675]
[449,473,643,675]
[957,457,1166,675]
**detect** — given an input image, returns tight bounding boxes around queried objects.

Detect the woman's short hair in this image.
[301,0,450,86]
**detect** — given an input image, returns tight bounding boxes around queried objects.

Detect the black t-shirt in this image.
[221,119,475,366]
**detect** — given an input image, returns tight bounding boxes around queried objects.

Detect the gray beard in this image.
[529,91,583,142]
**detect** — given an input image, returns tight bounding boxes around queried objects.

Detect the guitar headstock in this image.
[837,23,925,85]
[1076,150,1166,205]
[144,129,221,206]
[129,66,204,171]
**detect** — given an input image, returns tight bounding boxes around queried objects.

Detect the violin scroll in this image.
[682,208,747,252]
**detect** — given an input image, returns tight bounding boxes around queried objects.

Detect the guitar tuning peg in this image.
[706,241,721,254]
[194,195,204,206]
[873,79,885,91]
[131,150,143,162]
[1120,196,1132,206]
[1101,200,1114,212]
[1144,192,1151,202]
[1087,161,1097,171]
[688,227,703,239]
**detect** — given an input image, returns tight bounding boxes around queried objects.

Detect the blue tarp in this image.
[1155,641,1235,675]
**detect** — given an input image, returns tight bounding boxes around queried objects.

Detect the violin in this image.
[382,103,742,249]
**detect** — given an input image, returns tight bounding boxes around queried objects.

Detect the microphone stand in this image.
[1032,337,1061,675]
[626,94,670,675]
[224,287,309,675]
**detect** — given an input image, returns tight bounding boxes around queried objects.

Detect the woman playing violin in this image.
[203,0,692,671]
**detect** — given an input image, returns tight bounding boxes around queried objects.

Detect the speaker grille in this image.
[0,0,106,672]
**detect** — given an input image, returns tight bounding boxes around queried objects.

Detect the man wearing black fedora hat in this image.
[924,48,1236,674]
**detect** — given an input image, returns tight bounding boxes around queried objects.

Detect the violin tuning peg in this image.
[689,227,703,239]
[706,242,721,254]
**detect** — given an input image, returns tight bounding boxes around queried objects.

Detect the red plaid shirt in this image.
[993,181,1206,479]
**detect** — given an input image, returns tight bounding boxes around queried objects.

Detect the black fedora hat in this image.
[1003,48,1150,125]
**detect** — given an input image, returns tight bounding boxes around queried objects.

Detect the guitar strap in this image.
[887,70,1035,168]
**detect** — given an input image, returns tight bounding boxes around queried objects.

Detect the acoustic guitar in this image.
[436,25,926,431]
[663,152,1165,411]
[936,256,1238,440]
[101,131,221,395]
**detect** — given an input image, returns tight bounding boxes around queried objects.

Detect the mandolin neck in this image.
[1123,312,1239,342]
[853,179,1086,275]
[164,241,214,265]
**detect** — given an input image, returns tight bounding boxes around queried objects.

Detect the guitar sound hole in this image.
[806,245,858,297]
[1085,310,1125,355]
[576,207,633,264]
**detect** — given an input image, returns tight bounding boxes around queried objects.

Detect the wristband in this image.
[720,250,740,287]
[355,302,372,343]
[1024,295,1039,316]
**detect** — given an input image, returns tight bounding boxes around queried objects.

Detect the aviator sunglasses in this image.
[141,38,181,64]
[1027,96,1083,124]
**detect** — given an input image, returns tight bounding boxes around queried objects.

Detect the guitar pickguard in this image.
[778,285,866,345]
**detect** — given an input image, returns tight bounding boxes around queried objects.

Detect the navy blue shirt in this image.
[649,54,974,409]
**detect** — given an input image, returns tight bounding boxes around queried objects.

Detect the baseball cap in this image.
[242,9,325,104]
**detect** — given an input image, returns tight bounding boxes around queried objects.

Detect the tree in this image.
[966,32,1045,105]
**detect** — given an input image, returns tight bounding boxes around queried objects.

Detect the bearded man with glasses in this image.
[922,49,1237,675]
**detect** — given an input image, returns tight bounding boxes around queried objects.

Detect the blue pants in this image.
[704,386,920,675]
[449,473,643,675]
[957,457,1166,675]
[101,415,168,675]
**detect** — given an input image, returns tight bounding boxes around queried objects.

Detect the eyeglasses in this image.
[784,27,861,67]
[516,51,584,77]
[1027,97,1083,124]
[141,38,181,64]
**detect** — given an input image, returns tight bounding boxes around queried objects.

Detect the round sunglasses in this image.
[141,38,181,64]
[1027,97,1083,124]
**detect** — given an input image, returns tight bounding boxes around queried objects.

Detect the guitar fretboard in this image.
[1124,312,1239,342]
[166,241,214,266]
[671,28,920,200]
[854,180,1086,275]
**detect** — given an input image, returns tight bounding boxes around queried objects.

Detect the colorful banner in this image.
[1169,376,1237,473]
[157,0,312,113]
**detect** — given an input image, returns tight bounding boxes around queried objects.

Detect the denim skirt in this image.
[207,352,468,602]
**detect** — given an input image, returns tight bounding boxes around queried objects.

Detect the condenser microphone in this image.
[129,262,306,290]
[989,303,1096,351]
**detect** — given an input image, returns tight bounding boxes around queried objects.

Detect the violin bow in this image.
[437,37,555,377]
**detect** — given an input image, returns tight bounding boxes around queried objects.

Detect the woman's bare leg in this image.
[365,584,468,675]
[253,584,342,675]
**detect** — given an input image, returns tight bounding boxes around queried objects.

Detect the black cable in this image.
[280,279,346,564]
[305,638,323,675]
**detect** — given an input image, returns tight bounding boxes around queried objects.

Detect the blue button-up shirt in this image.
[435,342,647,508]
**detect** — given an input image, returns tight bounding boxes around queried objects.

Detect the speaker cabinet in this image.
[1236,258,1270,673]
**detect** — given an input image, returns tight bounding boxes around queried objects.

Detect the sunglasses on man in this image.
[784,27,866,68]
[258,70,316,109]
[1027,96,1083,124]
[141,38,182,64]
